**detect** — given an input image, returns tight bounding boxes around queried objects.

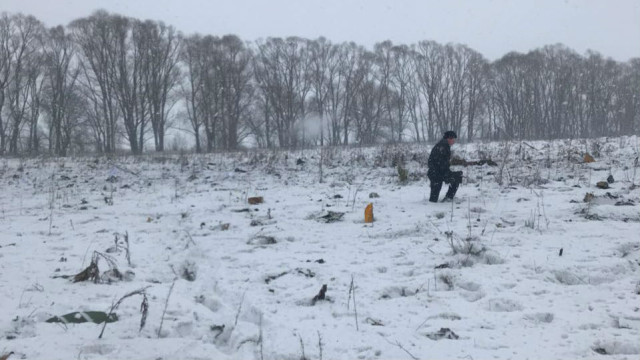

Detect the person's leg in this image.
[429,180,442,203]
[444,171,462,200]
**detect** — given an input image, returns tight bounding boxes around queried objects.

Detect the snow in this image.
[1,136,639,360]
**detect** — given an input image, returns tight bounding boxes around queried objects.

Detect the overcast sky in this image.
[3,0,639,61]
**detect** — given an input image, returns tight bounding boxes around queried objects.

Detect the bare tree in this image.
[180,34,205,152]
[3,14,44,155]
[71,10,121,153]
[617,58,640,135]
[26,55,45,154]
[533,45,579,139]
[489,52,529,139]
[307,37,338,146]
[0,13,15,154]
[41,25,82,156]
[133,19,181,152]
[352,50,385,145]
[463,47,487,141]
[388,44,414,142]
[254,37,311,148]
[218,35,253,150]
[414,40,445,141]
[583,51,612,137]
[372,41,395,142]
[107,14,143,154]
[324,42,366,145]
[180,34,252,151]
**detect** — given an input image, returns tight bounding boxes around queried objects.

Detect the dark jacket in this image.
[427,138,451,181]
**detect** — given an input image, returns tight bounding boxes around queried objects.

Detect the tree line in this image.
[0,11,638,156]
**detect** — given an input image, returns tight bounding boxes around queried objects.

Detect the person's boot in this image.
[444,185,458,200]
[444,173,461,199]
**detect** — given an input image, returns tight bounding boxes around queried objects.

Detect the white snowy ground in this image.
[1,136,639,360]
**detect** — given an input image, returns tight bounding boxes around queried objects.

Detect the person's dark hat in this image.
[443,131,457,139]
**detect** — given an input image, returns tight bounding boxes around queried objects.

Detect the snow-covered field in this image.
[1,136,639,360]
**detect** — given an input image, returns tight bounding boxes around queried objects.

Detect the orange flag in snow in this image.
[365,203,374,223]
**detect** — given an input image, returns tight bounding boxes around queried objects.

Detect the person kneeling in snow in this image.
[427,131,463,203]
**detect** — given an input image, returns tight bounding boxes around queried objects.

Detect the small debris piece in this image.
[248,196,264,205]
[435,263,450,269]
[181,261,197,281]
[583,193,594,202]
[105,245,119,254]
[210,324,225,339]
[305,258,326,264]
[46,311,118,324]
[596,181,609,189]
[265,271,289,284]
[102,268,124,283]
[316,211,344,223]
[311,284,328,305]
[234,168,246,173]
[365,317,384,326]
[500,218,516,226]
[559,248,563,257]
[425,327,459,340]
[607,175,614,184]
[593,348,607,355]
[296,158,305,165]
[369,192,380,198]
[583,153,595,163]
[295,268,316,278]
[213,223,230,231]
[73,261,100,283]
[333,194,343,199]
[584,213,602,221]
[248,235,277,245]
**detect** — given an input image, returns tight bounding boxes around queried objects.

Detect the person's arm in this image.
[435,143,450,174]
[442,144,451,173]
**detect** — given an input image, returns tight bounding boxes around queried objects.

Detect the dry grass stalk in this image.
[73,251,117,283]
[157,279,176,338]
[99,286,151,339]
